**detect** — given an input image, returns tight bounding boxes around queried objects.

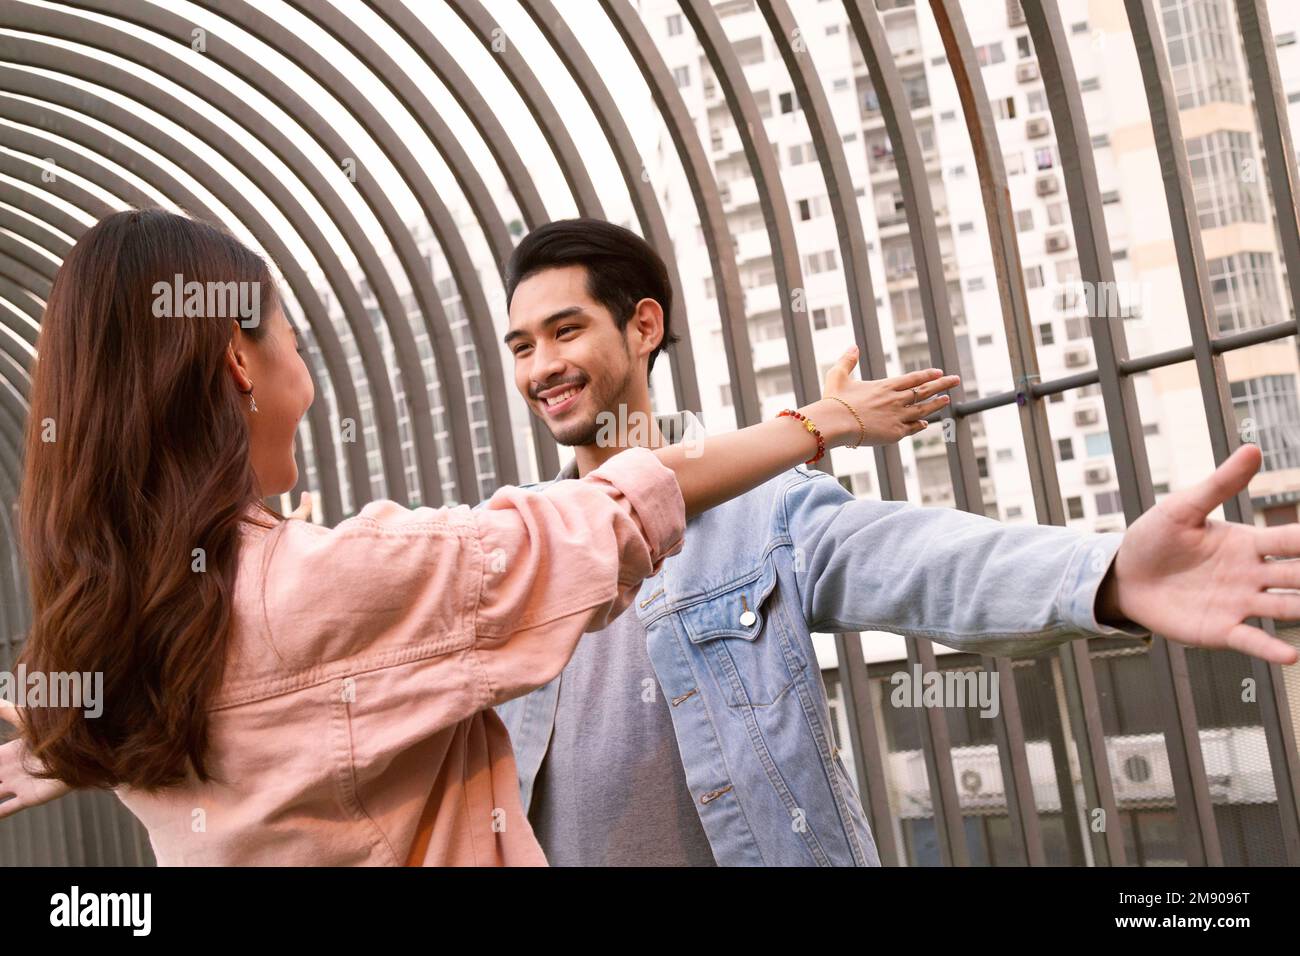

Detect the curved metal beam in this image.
[2,9,424,504]
[0,79,353,521]
[452,0,605,219]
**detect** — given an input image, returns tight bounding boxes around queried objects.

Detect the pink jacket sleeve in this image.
[469,446,685,705]
[246,446,683,715]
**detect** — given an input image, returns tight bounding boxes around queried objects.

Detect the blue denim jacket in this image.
[493,412,1145,865]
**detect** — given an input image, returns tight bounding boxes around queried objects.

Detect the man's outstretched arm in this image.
[783,442,1297,664]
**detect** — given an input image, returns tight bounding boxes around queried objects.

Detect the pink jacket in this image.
[115,447,685,865]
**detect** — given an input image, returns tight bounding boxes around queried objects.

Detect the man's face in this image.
[505,264,637,447]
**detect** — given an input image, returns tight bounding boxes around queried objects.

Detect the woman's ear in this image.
[225,320,252,392]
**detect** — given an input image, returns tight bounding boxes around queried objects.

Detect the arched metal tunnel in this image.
[1,0,1299,866]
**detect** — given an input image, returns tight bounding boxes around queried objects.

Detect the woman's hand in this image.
[813,345,960,447]
[0,700,71,819]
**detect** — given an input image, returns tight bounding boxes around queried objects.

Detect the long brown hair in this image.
[17,208,282,790]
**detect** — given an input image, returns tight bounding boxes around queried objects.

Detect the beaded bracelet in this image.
[777,408,826,466]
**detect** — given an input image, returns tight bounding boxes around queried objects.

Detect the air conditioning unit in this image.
[1085,465,1111,485]
[1063,346,1090,367]
[1074,407,1100,426]
[1016,60,1039,83]
[1045,231,1071,253]
[1109,735,1175,804]
[1036,175,1060,196]
[1007,0,1027,27]
[1026,117,1051,138]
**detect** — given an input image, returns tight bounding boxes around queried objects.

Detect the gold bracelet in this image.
[827,395,867,449]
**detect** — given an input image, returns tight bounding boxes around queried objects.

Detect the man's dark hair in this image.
[504,218,680,378]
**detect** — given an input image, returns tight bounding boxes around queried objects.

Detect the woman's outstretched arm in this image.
[659,346,957,517]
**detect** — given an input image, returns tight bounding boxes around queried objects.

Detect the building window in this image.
[812,305,846,330]
[902,73,930,109]
[1066,496,1085,519]
[757,367,794,400]
[1095,490,1123,514]
[1160,0,1244,108]
[666,13,683,36]
[1016,208,1034,231]
[1037,321,1055,345]
[1085,432,1113,457]
[976,41,1006,66]
[1017,35,1033,58]
[1025,265,1044,289]
[672,65,690,88]
[788,142,815,165]
[1058,437,1074,461]
[804,249,839,275]
[733,35,765,66]
[1231,375,1300,472]
[779,91,799,114]
[747,313,783,342]
[1186,129,1265,228]
[1208,251,1282,335]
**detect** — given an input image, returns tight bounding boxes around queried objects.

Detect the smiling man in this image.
[491,218,1298,867]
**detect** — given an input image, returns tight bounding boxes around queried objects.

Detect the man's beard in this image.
[547,362,634,448]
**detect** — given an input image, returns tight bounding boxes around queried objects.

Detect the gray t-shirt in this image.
[528,604,717,866]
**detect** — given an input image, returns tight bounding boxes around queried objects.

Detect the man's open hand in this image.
[1103,442,1300,664]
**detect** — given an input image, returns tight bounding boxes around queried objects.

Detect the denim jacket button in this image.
[739,609,757,627]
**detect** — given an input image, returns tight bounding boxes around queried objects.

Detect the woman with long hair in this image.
[0,208,948,865]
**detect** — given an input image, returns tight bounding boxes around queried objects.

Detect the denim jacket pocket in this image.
[678,559,805,707]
